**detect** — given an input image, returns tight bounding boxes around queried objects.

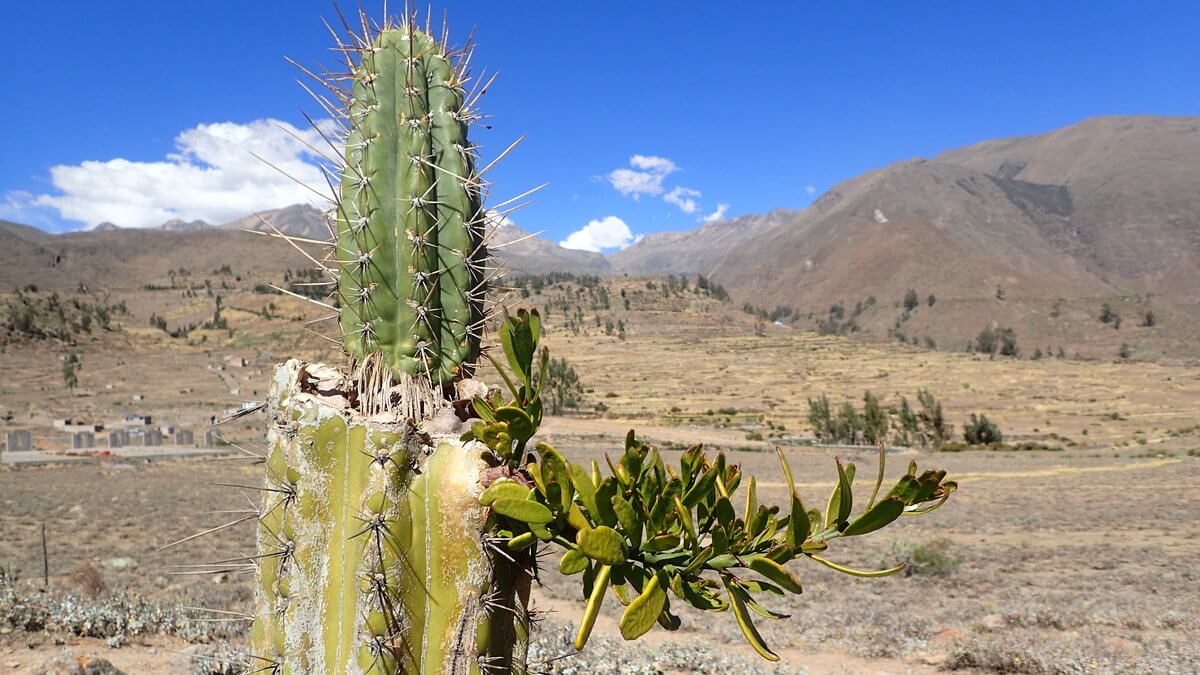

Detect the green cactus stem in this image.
[336,23,486,392]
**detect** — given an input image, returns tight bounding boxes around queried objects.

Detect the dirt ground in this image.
[2,278,1199,672]
[2,441,1197,673]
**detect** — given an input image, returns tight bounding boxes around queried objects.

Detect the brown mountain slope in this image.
[610,209,794,276]
[935,116,1200,294]
[0,212,607,293]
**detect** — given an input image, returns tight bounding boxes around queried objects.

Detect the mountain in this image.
[94,222,121,232]
[489,220,612,277]
[0,208,607,292]
[161,218,212,232]
[221,203,331,240]
[707,116,1200,308]
[610,209,794,276]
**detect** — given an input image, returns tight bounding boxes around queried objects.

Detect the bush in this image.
[964,413,1003,445]
[1141,309,1156,327]
[903,289,919,311]
[892,539,961,577]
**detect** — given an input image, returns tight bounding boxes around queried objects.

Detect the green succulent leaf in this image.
[724,575,779,662]
[576,525,627,565]
[479,479,531,506]
[559,548,588,575]
[842,497,905,536]
[619,572,667,641]
[492,497,554,525]
[747,556,803,594]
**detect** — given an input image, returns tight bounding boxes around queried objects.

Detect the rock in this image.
[1100,636,1145,658]
[930,627,962,646]
[212,572,229,584]
[105,635,124,649]
[100,557,138,571]
[978,613,1006,631]
[918,651,951,667]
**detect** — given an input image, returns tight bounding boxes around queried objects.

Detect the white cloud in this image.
[664,186,701,214]
[560,216,641,253]
[701,203,730,223]
[805,184,816,194]
[606,154,678,199]
[24,118,333,229]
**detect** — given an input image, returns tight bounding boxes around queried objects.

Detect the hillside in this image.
[611,116,1200,359]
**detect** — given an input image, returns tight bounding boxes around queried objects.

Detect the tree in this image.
[996,328,1019,357]
[903,289,919,311]
[862,391,890,445]
[1100,303,1119,325]
[807,394,834,442]
[62,353,81,393]
[976,326,997,356]
[1141,309,1156,327]
[916,388,952,447]
[545,356,585,415]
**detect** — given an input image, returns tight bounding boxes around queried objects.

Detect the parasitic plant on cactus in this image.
[223,8,958,674]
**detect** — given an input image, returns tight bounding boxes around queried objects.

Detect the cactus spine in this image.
[249,14,525,675]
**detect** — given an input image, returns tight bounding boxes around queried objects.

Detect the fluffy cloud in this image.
[560,215,641,253]
[805,184,816,194]
[24,119,333,229]
[606,154,679,199]
[664,186,701,214]
[701,203,730,223]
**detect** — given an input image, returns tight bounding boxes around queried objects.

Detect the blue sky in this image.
[2,1,1198,248]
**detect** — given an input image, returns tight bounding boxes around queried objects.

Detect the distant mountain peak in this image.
[160,217,212,231]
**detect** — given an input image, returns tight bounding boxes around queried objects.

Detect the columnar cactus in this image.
[231,9,958,675]
[247,13,524,674]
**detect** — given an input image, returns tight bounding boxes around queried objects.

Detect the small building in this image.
[71,431,95,450]
[5,429,33,453]
[174,429,195,446]
[108,429,128,448]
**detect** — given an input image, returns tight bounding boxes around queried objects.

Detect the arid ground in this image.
[2,278,1199,673]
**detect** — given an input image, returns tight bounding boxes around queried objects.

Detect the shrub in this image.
[964,413,1003,445]
[892,539,961,577]
[903,289,919,311]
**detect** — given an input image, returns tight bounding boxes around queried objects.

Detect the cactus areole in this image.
[248,11,958,675]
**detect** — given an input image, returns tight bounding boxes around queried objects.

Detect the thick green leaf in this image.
[492,497,554,525]
[843,497,904,536]
[593,478,619,528]
[559,548,588,575]
[747,556,803,594]
[724,575,779,661]
[682,464,719,508]
[577,525,627,565]
[495,407,534,443]
[643,533,681,553]
[612,493,640,538]
[620,572,667,640]
[479,479,531,506]
[568,462,598,517]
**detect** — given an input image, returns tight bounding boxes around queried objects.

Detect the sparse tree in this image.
[862,391,890,445]
[62,352,82,393]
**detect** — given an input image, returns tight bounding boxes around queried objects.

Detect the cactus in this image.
[223,8,958,674]
[245,12,526,674]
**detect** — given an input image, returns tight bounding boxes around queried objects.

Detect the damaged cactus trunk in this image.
[249,361,530,674]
